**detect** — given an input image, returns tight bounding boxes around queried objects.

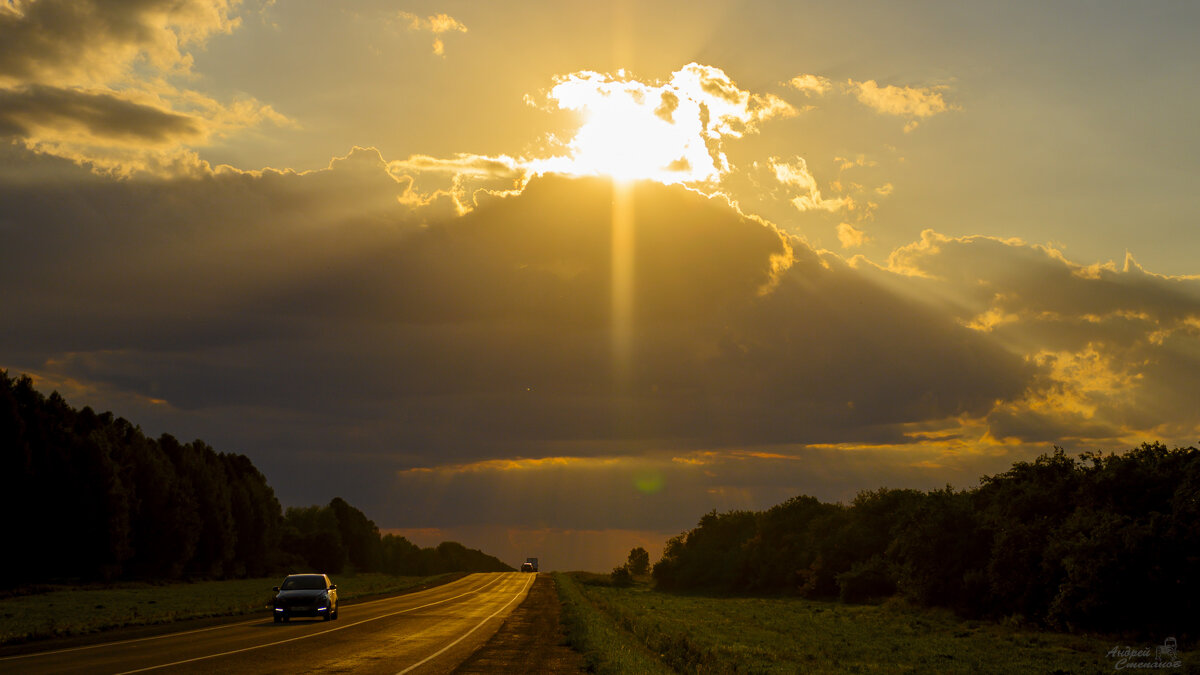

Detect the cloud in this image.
[0,85,203,145]
[837,222,869,249]
[0,0,240,88]
[530,64,796,183]
[874,231,1200,446]
[1,159,1034,491]
[8,143,1199,568]
[397,11,467,56]
[386,152,529,216]
[787,73,833,96]
[847,79,955,131]
[0,0,286,174]
[768,155,848,213]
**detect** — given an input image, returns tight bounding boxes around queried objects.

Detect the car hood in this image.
[275,589,328,600]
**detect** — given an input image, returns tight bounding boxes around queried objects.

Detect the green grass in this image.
[0,573,454,646]
[554,572,673,675]
[557,573,1157,674]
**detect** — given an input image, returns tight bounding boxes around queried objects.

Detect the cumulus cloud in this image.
[8,138,1199,566]
[0,0,287,174]
[837,222,869,249]
[769,155,847,213]
[1,155,1043,524]
[0,0,240,87]
[787,73,833,96]
[396,11,467,56]
[876,231,1200,446]
[847,79,955,131]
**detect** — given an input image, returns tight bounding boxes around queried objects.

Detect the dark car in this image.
[272,573,339,622]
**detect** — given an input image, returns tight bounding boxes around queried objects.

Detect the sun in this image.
[529,68,724,184]
[563,95,695,183]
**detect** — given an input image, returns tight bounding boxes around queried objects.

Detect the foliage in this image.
[652,443,1200,637]
[553,573,673,675]
[0,372,283,584]
[609,566,634,587]
[562,574,1114,674]
[625,546,650,576]
[0,573,452,645]
[0,371,511,587]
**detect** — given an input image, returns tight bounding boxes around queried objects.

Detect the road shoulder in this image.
[452,574,587,674]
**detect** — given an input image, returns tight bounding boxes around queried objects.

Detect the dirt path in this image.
[453,574,587,674]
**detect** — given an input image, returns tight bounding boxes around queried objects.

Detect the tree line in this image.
[651,443,1199,637]
[279,498,511,576]
[0,371,509,587]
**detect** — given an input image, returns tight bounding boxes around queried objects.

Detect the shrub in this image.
[836,555,896,603]
[610,566,634,587]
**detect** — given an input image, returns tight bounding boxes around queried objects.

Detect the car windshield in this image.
[281,575,326,590]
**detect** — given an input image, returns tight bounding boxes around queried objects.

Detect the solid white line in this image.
[111,574,507,675]
[396,573,533,675]
[0,617,265,662]
[0,574,488,663]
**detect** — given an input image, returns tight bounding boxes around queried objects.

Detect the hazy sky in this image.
[3,0,1199,571]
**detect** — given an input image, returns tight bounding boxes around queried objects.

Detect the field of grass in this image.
[556,573,1170,674]
[0,573,455,646]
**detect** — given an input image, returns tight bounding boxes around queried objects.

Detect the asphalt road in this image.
[0,572,534,675]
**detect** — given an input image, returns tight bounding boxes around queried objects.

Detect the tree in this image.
[626,547,650,576]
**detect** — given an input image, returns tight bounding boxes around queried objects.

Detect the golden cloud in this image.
[768,155,848,213]
[397,11,467,56]
[787,73,833,96]
[837,222,870,249]
[0,0,287,175]
[847,79,956,130]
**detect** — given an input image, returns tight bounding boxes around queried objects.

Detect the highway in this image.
[0,572,533,675]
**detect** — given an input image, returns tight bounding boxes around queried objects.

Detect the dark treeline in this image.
[652,444,1199,637]
[279,498,512,576]
[0,372,509,586]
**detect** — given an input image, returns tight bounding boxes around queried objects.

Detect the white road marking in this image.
[396,573,534,675]
[0,574,489,663]
[110,574,508,674]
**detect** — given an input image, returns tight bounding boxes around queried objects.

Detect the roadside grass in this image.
[0,573,454,646]
[553,572,673,675]
[558,573,1140,674]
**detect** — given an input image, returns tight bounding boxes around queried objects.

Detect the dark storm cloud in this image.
[0,85,203,144]
[9,145,1200,534]
[0,0,236,86]
[1,152,1034,466]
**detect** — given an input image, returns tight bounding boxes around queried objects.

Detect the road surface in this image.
[0,572,533,675]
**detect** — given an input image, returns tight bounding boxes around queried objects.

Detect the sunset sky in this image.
[3,0,1199,571]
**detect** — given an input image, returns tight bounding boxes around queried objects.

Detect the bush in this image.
[836,555,896,603]
[610,566,634,587]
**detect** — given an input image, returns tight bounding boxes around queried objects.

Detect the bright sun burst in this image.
[529,65,792,185]
[567,101,688,182]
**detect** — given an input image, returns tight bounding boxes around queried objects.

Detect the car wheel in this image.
[323,609,332,621]
[282,615,290,622]
[332,607,339,620]
[273,614,282,623]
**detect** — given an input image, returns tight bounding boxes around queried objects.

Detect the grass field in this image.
[0,573,455,645]
[555,573,1183,674]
